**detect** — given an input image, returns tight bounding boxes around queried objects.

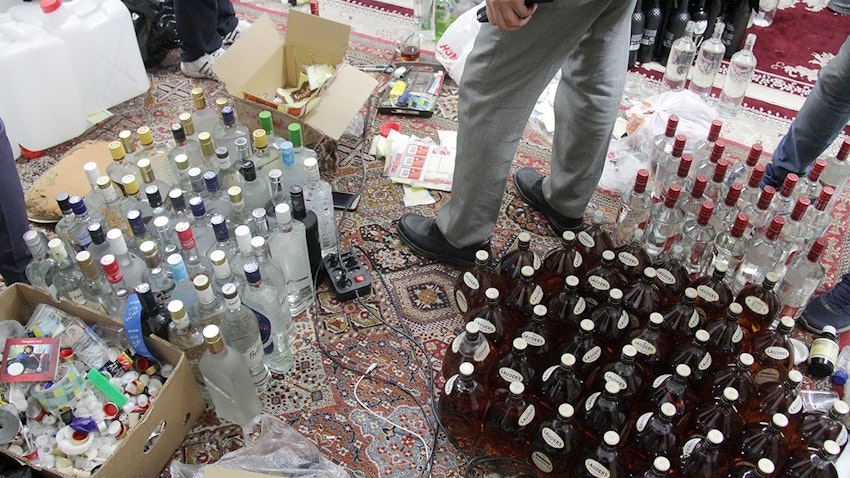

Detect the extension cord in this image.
[323,251,372,301]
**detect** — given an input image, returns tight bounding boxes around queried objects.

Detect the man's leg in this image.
[174,0,223,62]
[764,33,850,188]
[215,0,239,38]
[0,117,31,286]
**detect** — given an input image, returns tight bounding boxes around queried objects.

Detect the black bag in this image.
[123,0,180,67]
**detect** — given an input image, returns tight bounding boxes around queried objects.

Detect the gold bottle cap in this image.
[198,132,215,157]
[108,141,126,161]
[167,300,187,321]
[215,97,229,115]
[191,87,207,109]
[75,250,98,279]
[202,324,225,353]
[193,274,211,291]
[96,176,112,190]
[137,126,153,146]
[137,158,155,183]
[118,130,135,153]
[174,154,189,171]
[178,112,195,136]
[228,186,243,203]
[209,249,226,266]
[252,129,267,149]
[122,175,140,195]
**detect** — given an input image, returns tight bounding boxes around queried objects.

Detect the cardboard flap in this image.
[286,10,351,64]
[213,15,284,98]
[304,65,378,139]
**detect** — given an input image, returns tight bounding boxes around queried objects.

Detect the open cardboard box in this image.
[0,284,206,477]
[213,11,378,142]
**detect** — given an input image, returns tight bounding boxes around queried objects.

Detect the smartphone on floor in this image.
[332,190,360,211]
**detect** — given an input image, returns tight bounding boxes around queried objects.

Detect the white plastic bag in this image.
[626,89,719,159]
[435,3,484,84]
[599,136,652,193]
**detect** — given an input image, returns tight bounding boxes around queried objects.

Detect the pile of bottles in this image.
[438,219,847,476]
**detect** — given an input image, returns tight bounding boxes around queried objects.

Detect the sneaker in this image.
[180,48,225,80]
[397,213,490,267]
[222,20,251,45]
[513,167,584,235]
[799,272,850,333]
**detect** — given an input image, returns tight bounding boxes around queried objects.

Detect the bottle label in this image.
[474,318,496,335]
[635,412,653,432]
[80,300,108,316]
[697,285,719,302]
[656,268,676,285]
[681,437,701,459]
[584,458,610,478]
[788,396,803,415]
[588,276,610,292]
[542,427,565,449]
[641,29,658,47]
[618,252,640,268]
[152,285,175,312]
[67,288,87,305]
[574,253,583,268]
[632,338,657,356]
[810,338,840,363]
[688,311,701,329]
[574,297,587,316]
[583,346,601,364]
[76,230,93,249]
[837,425,848,447]
[473,344,491,362]
[522,331,546,347]
[698,352,713,371]
[499,367,524,383]
[745,296,769,316]
[451,334,463,353]
[530,286,544,306]
[653,374,672,389]
[518,405,536,426]
[585,392,601,411]
[463,272,480,290]
[248,307,275,355]
[243,336,265,375]
[578,231,596,249]
[455,290,468,313]
[732,326,744,344]
[533,253,542,271]
[617,311,630,330]
[629,33,642,52]
[604,371,627,391]
[764,346,790,360]
[532,451,554,473]
[444,374,458,395]
[754,368,781,385]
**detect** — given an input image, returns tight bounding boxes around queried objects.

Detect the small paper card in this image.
[0,337,60,383]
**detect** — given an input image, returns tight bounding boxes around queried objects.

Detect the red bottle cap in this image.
[780,173,799,197]
[725,182,743,206]
[175,222,196,250]
[665,183,682,208]
[634,169,650,194]
[808,237,827,261]
[815,186,835,210]
[731,213,749,237]
[708,119,723,142]
[710,139,727,162]
[766,215,785,239]
[791,196,810,221]
[757,185,776,210]
[672,134,687,157]
[677,154,694,177]
[808,158,827,180]
[697,200,714,225]
[692,174,709,198]
[746,143,763,166]
[748,163,767,187]
[100,255,124,284]
[40,0,62,13]
[838,138,850,161]
[666,115,680,137]
[713,158,730,183]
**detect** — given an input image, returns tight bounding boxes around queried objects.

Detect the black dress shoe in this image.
[513,167,584,235]
[397,213,490,267]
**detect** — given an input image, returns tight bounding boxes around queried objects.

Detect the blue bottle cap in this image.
[221,106,235,125]
[243,260,261,284]
[211,215,229,241]
[69,195,87,215]
[203,170,220,192]
[189,197,206,218]
[127,210,145,236]
[833,369,848,386]
[280,142,295,167]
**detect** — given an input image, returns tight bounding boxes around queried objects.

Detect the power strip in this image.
[324,251,372,301]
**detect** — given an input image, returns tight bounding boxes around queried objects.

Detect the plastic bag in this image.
[435,3,483,84]
[626,89,719,160]
[122,0,180,67]
[599,136,652,194]
[169,414,349,478]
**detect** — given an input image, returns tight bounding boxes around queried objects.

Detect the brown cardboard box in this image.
[213,11,378,141]
[0,284,206,478]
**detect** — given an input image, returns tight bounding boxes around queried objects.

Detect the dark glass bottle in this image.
[658,0,691,63]
[704,0,724,40]
[467,287,512,352]
[581,381,630,442]
[515,304,555,372]
[744,369,803,425]
[454,250,501,315]
[528,403,584,476]
[545,275,589,342]
[615,230,652,282]
[626,312,669,375]
[689,261,734,320]
[540,230,586,298]
[648,363,696,420]
[638,456,672,478]
[136,282,171,340]
[499,231,541,286]
[807,325,839,379]
[706,352,756,407]
[725,458,776,478]
[665,329,715,391]
[703,302,746,364]
[438,362,488,452]
[735,271,781,335]
[679,429,728,478]
[720,0,753,58]
[639,0,664,63]
[582,250,628,306]
[626,402,679,471]
[687,386,743,451]
[576,210,614,270]
[536,353,584,415]
[290,185,321,282]
[591,288,631,355]
[780,440,842,478]
[490,337,537,396]
[737,413,790,470]
[653,244,690,308]
[747,316,796,386]
[503,265,544,328]
[588,344,650,401]
[622,266,663,329]
[791,400,850,452]
[483,381,537,459]
[572,431,628,478]
[690,0,709,45]
[629,0,646,68]
[660,286,704,345]
[442,321,496,386]
[560,319,603,381]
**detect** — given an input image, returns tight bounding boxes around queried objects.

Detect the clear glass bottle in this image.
[707,212,750,277]
[191,274,228,329]
[139,240,176,313]
[270,203,314,316]
[819,137,850,200]
[198,131,219,173]
[209,249,243,294]
[777,237,827,319]
[219,282,270,392]
[265,169,290,223]
[174,221,213,281]
[250,129,277,176]
[167,122,203,175]
[692,120,724,172]
[743,185,777,238]
[151,215,180,259]
[614,169,652,247]
[239,261,293,374]
[794,158,827,204]
[189,87,220,136]
[118,129,138,165]
[178,112,198,141]
[645,183,684,260]
[748,316,796,386]
[99,254,130,312]
[238,160,271,214]
[677,200,717,279]
[198,324,263,427]
[23,230,58,295]
[136,125,175,188]
[68,195,105,252]
[303,157,338,257]
[164,253,199,314]
[225,186,253,236]
[705,158,730,205]
[717,33,758,118]
[288,123,315,178]
[710,182,743,233]
[215,146,242,191]
[693,139,727,183]
[775,196,812,276]
[106,228,146,290]
[120,175,154,221]
[438,362,488,453]
[649,114,680,175]
[528,403,583,476]
[213,105,250,160]
[290,185,322,281]
[483,381,537,459]
[804,186,835,246]
[731,216,785,295]
[739,163,768,212]
[661,21,697,91]
[679,174,709,224]
[727,143,764,188]
[106,140,139,196]
[772,173,800,218]
[654,134,688,201]
[279,140,308,196]
[166,300,207,390]
[688,20,726,97]
[95,177,131,236]
[146,186,172,221]
[199,171,232,220]
[75,250,118,316]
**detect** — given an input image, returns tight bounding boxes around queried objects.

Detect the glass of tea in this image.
[400,33,421,61]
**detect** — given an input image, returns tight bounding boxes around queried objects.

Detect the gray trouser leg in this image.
[436,0,634,248]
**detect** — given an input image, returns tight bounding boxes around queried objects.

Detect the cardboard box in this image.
[0,284,206,478]
[213,11,378,141]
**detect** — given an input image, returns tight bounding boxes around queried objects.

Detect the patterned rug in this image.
[11,4,850,477]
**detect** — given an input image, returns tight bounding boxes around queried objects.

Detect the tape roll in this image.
[0,406,21,444]
[31,363,86,411]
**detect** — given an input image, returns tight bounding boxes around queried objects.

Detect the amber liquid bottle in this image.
[734,271,781,335]
[515,304,556,371]
[559,319,603,381]
[747,315,796,386]
[587,344,650,401]
[622,266,663,329]
[528,403,584,476]
[679,429,728,478]
[545,275,589,343]
[703,301,746,364]
[660,286,705,346]
[576,209,614,270]
[736,413,790,470]
[780,440,842,478]
[482,381,537,459]
[442,321,497,386]
[647,363,696,420]
[581,249,628,307]
[499,231,542,285]
[637,456,672,478]
[689,261,734,320]
[664,329,715,390]
[466,287,512,352]
[615,228,653,282]
[705,352,756,409]
[653,244,690,308]
[571,431,628,478]
[454,250,502,315]
[627,312,669,375]
[490,337,537,396]
[591,288,632,356]
[624,402,679,473]
[686,386,743,452]
[580,381,630,442]
[536,353,584,416]
[438,362,488,452]
[807,325,839,379]
[726,458,776,478]
[744,369,803,425]
[539,230,586,298]
[791,400,850,452]
[503,265,544,329]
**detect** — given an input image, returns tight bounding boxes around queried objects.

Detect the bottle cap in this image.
[724,182,743,206]
[833,370,848,385]
[706,429,724,445]
[520,265,535,278]
[562,230,577,243]
[83,162,100,186]
[137,126,153,146]
[99,254,122,283]
[485,288,499,300]
[560,353,576,367]
[458,362,474,377]
[509,381,524,396]
[675,363,691,378]
[268,168,283,182]
[697,200,714,224]
[601,250,615,262]
[771,413,788,429]
[710,139,727,162]
[512,338,528,351]
[684,287,698,300]
[832,400,849,415]
[221,106,236,125]
[127,210,145,236]
[533,304,547,317]
[756,459,775,476]
[823,440,841,458]
[746,143,763,166]
[665,115,679,137]
[167,300,186,320]
[178,112,195,136]
[275,203,292,224]
[604,381,620,395]
[712,158,729,182]
[108,141,126,161]
[791,196,810,220]
[708,119,723,141]
[189,197,206,218]
[580,319,594,332]
[839,138,850,160]
[727,302,743,317]
[691,174,708,197]
[677,154,693,177]
[807,237,827,262]
[730,213,749,238]
[609,288,623,301]
[672,134,687,157]
[565,276,579,288]
[241,161,257,181]
[603,431,620,447]
[106,229,128,255]
[557,403,574,419]
[634,169,649,193]
[622,344,637,358]
[766,215,785,238]
[252,129,268,149]
[780,173,799,197]
[170,123,186,143]
[122,175,140,195]
[664,183,681,207]
[649,312,663,325]
[722,387,739,403]
[228,186,243,204]
[464,321,480,335]
[243,260,261,284]
[738,352,754,367]
[660,402,676,417]
[203,170,221,192]
[146,185,163,208]
[475,250,489,263]
[653,457,671,473]
[209,249,226,266]
[174,222,196,250]
[695,329,710,343]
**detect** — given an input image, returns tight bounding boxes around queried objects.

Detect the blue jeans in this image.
[763,33,850,188]
[0,117,31,285]
[174,0,238,62]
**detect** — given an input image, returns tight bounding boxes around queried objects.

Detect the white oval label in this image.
[618,252,640,267]
[451,334,463,353]
[698,352,713,371]
[585,392,600,411]
[656,268,676,285]
[584,458,610,478]
[533,253,542,271]
[444,374,458,395]
[588,276,611,292]
[653,374,672,389]
[764,346,790,360]
[473,344,491,362]
[574,297,587,315]
[499,367,524,383]
[474,317,497,335]
[688,310,701,329]
[745,296,769,315]
[583,346,601,364]
[635,412,653,432]
[632,338,657,356]
[732,326,744,343]
[532,451,554,473]
[574,253,583,268]
[542,427,565,449]
[681,437,701,459]
[518,405,536,426]
[578,231,596,249]
[455,290,468,313]
[530,286,544,306]
[542,365,558,382]
[837,426,848,447]
[788,396,803,414]
[522,331,546,347]
[463,271,480,290]
[617,311,630,330]
[604,371,627,391]
[697,285,719,302]
[754,368,781,385]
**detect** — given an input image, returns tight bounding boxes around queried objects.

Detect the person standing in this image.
[0,117,32,286]
[175,0,250,79]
